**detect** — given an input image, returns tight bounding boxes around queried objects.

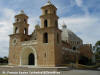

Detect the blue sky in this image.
[0,0,100,57]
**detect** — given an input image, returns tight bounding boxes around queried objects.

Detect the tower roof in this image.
[15,10,28,18]
[19,10,26,15]
[44,0,52,6]
[42,0,56,9]
[61,23,82,42]
[62,22,67,29]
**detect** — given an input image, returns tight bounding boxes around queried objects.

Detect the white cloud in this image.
[28,16,39,34]
[0,8,15,41]
[59,15,100,45]
[0,8,39,57]
[75,0,89,15]
[75,0,83,7]
[0,8,16,57]
[0,0,99,57]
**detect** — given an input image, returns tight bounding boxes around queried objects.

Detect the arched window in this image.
[15,18,19,22]
[54,10,56,14]
[44,53,46,57]
[45,10,48,14]
[44,20,48,28]
[24,28,27,35]
[43,32,48,43]
[17,19,19,22]
[15,27,18,33]
[73,46,76,50]
[57,33,59,43]
[24,19,27,23]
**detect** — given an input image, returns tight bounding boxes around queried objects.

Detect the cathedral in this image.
[9,1,93,67]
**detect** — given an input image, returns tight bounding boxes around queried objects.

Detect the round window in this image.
[12,39,17,45]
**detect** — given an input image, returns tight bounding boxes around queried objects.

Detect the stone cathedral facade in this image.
[9,1,93,67]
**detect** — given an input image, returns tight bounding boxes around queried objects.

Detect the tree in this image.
[79,56,91,65]
[95,41,100,46]
[0,56,8,64]
[0,57,3,64]
[95,41,100,53]
[3,56,8,63]
[95,40,100,63]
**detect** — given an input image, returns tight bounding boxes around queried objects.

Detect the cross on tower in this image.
[48,0,50,2]
[48,0,51,3]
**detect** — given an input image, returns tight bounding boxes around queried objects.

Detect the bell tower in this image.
[13,10,29,35]
[36,1,62,67]
[9,10,30,65]
[40,1,59,28]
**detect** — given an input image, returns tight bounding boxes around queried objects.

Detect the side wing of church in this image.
[8,1,93,67]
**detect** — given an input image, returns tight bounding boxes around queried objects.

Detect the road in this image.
[61,70,100,75]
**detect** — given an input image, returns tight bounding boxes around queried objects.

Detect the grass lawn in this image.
[0,64,8,66]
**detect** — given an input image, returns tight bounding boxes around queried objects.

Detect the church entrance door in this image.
[28,53,35,65]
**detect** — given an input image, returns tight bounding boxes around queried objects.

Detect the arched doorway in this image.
[28,53,35,65]
[73,46,76,50]
[20,47,37,66]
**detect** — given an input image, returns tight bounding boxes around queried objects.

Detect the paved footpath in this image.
[0,66,99,75]
[0,70,99,75]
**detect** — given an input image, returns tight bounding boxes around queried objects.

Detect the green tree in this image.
[0,57,8,65]
[95,41,100,46]
[0,57,3,64]
[95,41,100,63]
[3,56,8,63]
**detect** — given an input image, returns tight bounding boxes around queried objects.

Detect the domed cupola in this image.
[44,0,52,6]
[61,23,83,49]
[19,10,26,15]
[13,10,29,35]
[61,23,69,42]
[43,0,55,7]
[62,22,67,29]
